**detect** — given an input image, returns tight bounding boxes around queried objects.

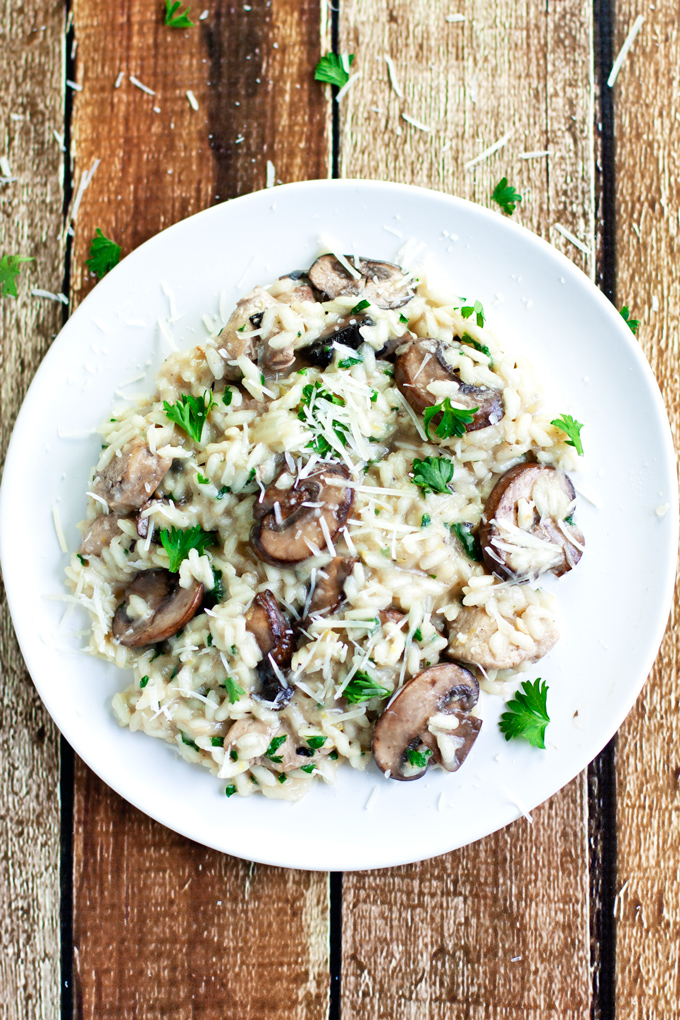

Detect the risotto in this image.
[65,253,585,799]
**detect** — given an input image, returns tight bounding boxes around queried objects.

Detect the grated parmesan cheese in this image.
[186,90,199,111]
[464,130,514,170]
[608,15,645,87]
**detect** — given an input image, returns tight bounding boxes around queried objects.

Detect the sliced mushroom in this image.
[300,314,375,369]
[91,438,172,511]
[379,608,406,627]
[275,271,317,304]
[308,255,414,309]
[372,664,482,781]
[80,513,125,556]
[251,464,354,566]
[307,557,357,617]
[447,605,559,670]
[112,569,203,647]
[479,464,585,580]
[395,338,503,431]
[246,590,295,708]
[135,497,173,541]
[215,286,279,380]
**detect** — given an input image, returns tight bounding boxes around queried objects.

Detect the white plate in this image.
[1,180,676,871]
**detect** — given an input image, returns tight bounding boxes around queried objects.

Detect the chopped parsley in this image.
[370,389,378,402]
[314,52,354,88]
[300,764,316,774]
[139,675,149,688]
[411,456,454,495]
[620,306,639,335]
[163,390,214,442]
[383,365,395,377]
[551,413,584,456]
[297,367,308,375]
[399,312,409,325]
[412,628,422,642]
[492,177,522,215]
[164,0,194,27]
[160,525,215,572]
[225,784,236,797]
[298,381,349,457]
[277,773,288,784]
[221,387,233,406]
[421,513,431,527]
[460,332,492,361]
[564,513,575,526]
[197,472,210,485]
[423,397,478,441]
[499,678,550,748]
[338,354,363,369]
[0,254,33,298]
[206,633,213,646]
[306,736,327,750]
[224,677,244,704]
[230,749,238,761]
[460,299,485,328]
[180,731,199,750]
[265,735,287,763]
[350,298,370,314]
[211,736,224,747]
[329,750,339,760]
[84,229,121,278]
[344,671,391,703]
[406,747,432,768]
[209,566,224,602]
[216,485,230,499]
[451,522,482,561]
[77,553,86,565]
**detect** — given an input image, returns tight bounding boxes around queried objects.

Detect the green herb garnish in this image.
[300,764,316,774]
[163,390,214,442]
[216,485,230,499]
[197,473,210,485]
[139,675,149,688]
[620,306,639,335]
[412,628,422,642]
[551,413,584,456]
[421,513,431,527]
[344,671,391,703]
[84,229,121,278]
[492,177,522,215]
[224,677,244,704]
[499,678,550,748]
[164,0,194,27]
[406,747,432,768]
[160,525,215,572]
[306,736,327,750]
[411,456,454,495]
[221,387,233,406]
[338,355,363,369]
[265,735,287,763]
[460,332,492,360]
[180,731,199,750]
[451,522,482,561]
[77,553,86,565]
[399,313,409,325]
[460,299,485,328]
[423,397,478,441]
[211,736,224,747]
[329,750,339,760]
[277,773,288,783]
[0,254,33,297]
[211,567,224,601]
[350,298,370,314]
[225,784,236,797]
[314,52,354,88]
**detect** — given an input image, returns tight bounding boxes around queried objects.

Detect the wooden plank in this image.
[0,3,64,1018]
[338,2,594,1016]
[68,2,330,1016]
[611,3,680,1014]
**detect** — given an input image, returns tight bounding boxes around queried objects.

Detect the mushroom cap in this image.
[448,605,559,670]
[251,464,354,566]
[80,513,125,556]
[395,338,503,430]
[480,463,585,580]
[246,590,295,709]
[91,438,172,511]
[112,569,204,647]
[300,314,375,369]
[372,663,481,781]
[308,255,414,309]
[306,556,357,618]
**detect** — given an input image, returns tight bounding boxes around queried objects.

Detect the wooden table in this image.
[1,1,678,1016]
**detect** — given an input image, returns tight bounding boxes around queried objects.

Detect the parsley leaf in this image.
[620,305,639,335]
[277,773,288,783]
[499,678,550,748]
[180,731,199,750]
[492,177,522,215]
[460,332,492,361]
[217,485,230,499]
[350,298,370,314]
[451,522,482,561]
[0,254,33,298]
[399,313,409,325]
[160,525,215,572]
[84,229,121,279]
[211,736,224,747]
[421,513,431,527]
[329,750,339,760]
[338,355,363,369]
[225,784,237,797]
[298,381,349,457]
[423,397,478,441]
[210,566,224,601]
[197,473,210,485]
[300,763,316,774]
[411,456,454,495]
[163,390,214,442]
[460,299,485,328]
[265,735,287,762]
[412,628,422,642]
[224,677,244,704]
[164,0,194,27]
[306,736,327,750]
[139,675,149,688]
[406,747,432,768]
[314,52,354,88]
[344,671,390,703]
[551,413,584,456]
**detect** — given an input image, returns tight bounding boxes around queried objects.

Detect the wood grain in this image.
[0,2,64,1018]
[68,1,330,1016]
[338,1,594,1016]
[610,3,680,1015]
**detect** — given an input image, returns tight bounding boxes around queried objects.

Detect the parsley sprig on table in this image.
[314,52,354,88]
[499,678,550,748]
[492,176,523,215]
[164,0,194,27]
[411,456,454,495]
[460,299,485,328]
[0,254,33,298]
[160,525,215,572]
[164,391,214,442]
[423,397,478,441]
[620,305,640,335]
[344,672,390,704]
[85,229,121,278]
[551,413,584,456]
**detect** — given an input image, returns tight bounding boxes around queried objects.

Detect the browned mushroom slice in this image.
[395,338,503,431]
[112,569,203,647]
[479,463,585,580]
[215,286,279,380]
[275,271,317,304]
[307,557,357,617]
[246,590,295,708]
[379,608,406,627]
[372,664,481,781]
[91,438,172,511]
[448,606,559,670]
[308,254,414,309]
[80,513,125,556]
[251,465,354,566]
[301,313,375,368]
